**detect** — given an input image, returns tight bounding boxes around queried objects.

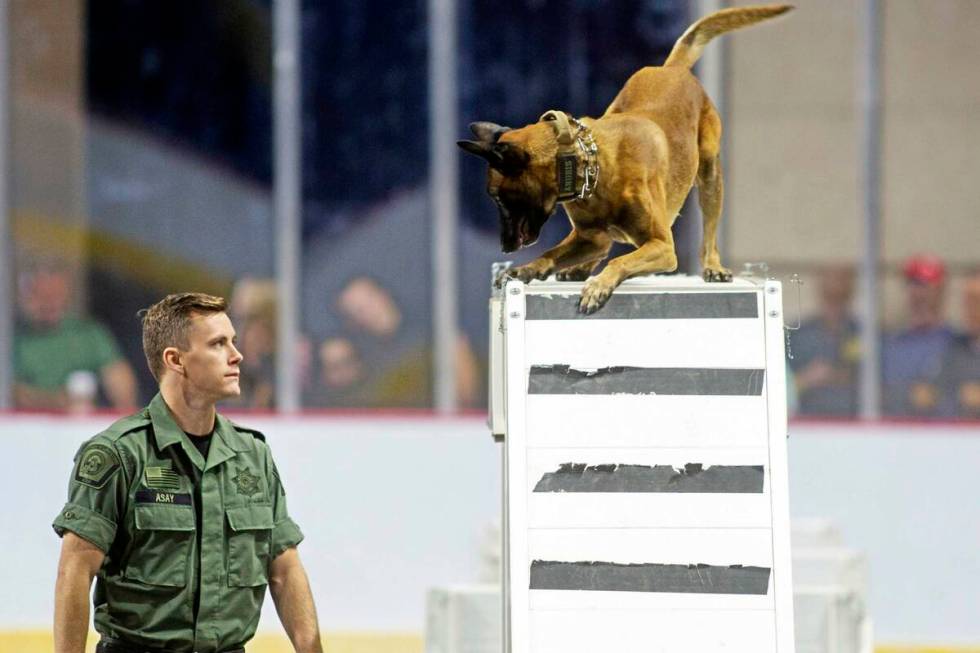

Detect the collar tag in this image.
[556,153,577,199]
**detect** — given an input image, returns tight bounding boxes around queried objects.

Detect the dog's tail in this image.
[663,4,793,69]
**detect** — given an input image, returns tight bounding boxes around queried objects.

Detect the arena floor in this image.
[3,632,980,653]
[0,631,424,653]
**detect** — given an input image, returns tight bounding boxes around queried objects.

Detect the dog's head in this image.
[458,121,559,253]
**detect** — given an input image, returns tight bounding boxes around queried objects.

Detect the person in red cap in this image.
[881,254,956,416]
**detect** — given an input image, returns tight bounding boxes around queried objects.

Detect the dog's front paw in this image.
[508,261,553,284]
[703,266,733,283]
[578,277,614,314]
[556,266,592,282]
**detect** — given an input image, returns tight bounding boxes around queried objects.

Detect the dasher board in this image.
[498,275,795,653]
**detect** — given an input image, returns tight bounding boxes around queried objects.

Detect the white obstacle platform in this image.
[490,274,796,653]
[424,525,871,653]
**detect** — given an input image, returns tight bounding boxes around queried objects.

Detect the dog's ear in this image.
[457,140,528,176]
[469,121,512,143]
[458,139,498,163]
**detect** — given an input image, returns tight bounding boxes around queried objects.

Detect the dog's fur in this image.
[459,4,793,313]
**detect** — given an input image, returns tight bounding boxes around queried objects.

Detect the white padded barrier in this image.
[492,275,796,653]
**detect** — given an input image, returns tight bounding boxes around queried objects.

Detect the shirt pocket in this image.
[226,504,274,587]
[126,504,195,587]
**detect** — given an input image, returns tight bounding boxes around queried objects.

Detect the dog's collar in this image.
[539,110,600,202]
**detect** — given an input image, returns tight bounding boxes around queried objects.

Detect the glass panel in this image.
[11,1,275,411]
[879,4,979,421]
[300,0,434,408]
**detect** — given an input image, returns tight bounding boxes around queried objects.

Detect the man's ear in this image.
[162,347,184,376]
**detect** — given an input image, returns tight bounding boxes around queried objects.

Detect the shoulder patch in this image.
[74,443,121,489]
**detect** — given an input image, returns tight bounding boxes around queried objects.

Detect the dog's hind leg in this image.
[697,104,733,282]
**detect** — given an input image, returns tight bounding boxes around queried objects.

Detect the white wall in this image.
[1,415,977,643]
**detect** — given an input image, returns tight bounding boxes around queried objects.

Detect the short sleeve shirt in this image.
[881,325,956,416]
[15,316,123,390]
[52,393,304,653]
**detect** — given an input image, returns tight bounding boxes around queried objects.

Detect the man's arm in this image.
[269,547,322,653]
[13,382,68,410]
[100,360,138,411]
[54,533,105,653]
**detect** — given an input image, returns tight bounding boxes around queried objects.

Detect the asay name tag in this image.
[135,489,192,506]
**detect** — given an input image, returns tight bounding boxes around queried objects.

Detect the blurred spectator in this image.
[227,277,316,410]
[789,265,860,417]
[305,337,370,408]
[13,262,137,412]
[935,269,980,419]
[314,275,480,409]
[228,278,279,410]
[882,255,956,417]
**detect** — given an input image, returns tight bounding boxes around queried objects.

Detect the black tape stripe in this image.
[530,561,771,595]
[528,365,765,396]
[533,463,764,493]
[526,293,758,320]
[135,489,192,506]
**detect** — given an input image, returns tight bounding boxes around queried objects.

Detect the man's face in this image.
[319,337,363,388]
[21,270,71,327]
[817,266,854,316]
[337,278,400,338]
[176,312,243,401]
[906,280,944,327]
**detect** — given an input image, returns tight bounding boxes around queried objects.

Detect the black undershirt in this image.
[183,430,213,628]
[185,430,213,462]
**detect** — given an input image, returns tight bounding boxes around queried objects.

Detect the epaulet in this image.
[98,408,152,442]
[230,420,266,442]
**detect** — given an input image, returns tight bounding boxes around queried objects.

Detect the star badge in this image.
[232,468,261,497]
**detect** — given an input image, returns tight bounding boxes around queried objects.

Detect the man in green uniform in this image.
[52,293,322,653]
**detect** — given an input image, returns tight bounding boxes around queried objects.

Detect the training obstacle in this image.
[490,274,796,653]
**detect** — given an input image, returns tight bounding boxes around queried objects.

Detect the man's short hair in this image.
[140,293,227,381]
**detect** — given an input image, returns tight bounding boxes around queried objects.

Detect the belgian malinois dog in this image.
[459,4,793,313]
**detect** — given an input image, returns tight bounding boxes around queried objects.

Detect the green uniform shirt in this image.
[15,317,123,390]
[52,393,304,653]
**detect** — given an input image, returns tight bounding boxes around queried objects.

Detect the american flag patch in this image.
[145,466,181,491]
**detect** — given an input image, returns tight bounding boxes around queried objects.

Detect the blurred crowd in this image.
[11,263,480,413]
[12,253,978,420]
[789,255,980,420]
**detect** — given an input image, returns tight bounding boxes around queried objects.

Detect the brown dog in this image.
[459,4,793,313]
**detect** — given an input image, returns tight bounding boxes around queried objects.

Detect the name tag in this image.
[556,154,577,196]
[135,489,192,506]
